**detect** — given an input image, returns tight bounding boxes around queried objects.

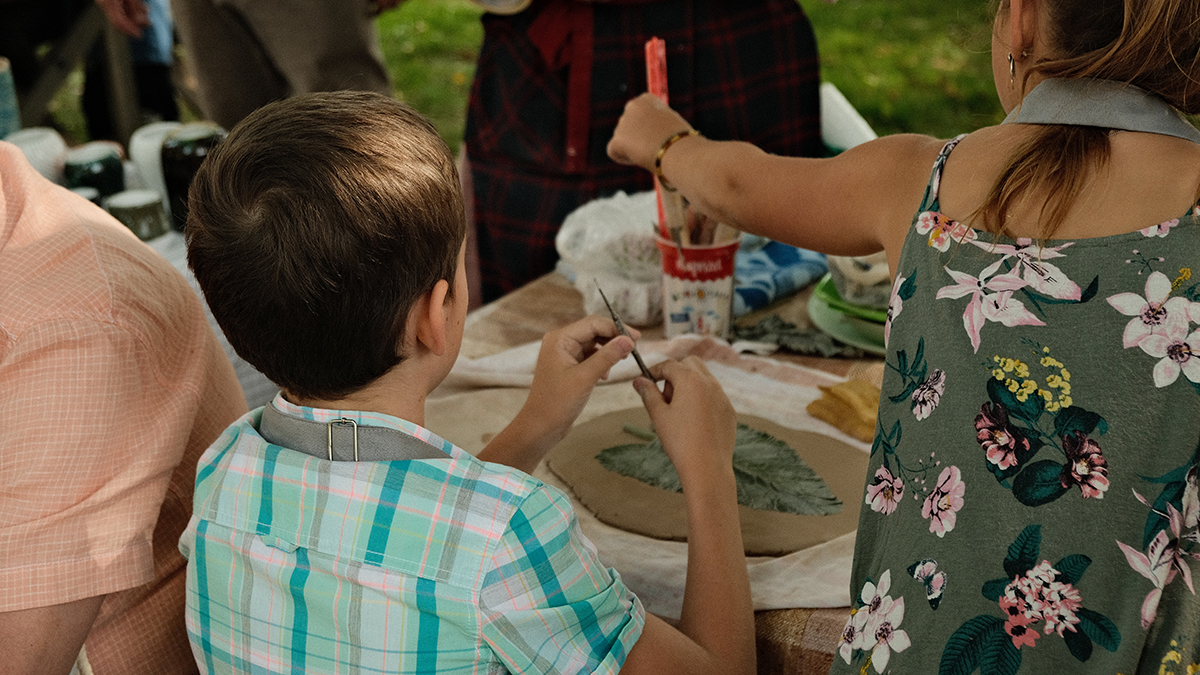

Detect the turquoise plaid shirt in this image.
[180,395,645,674]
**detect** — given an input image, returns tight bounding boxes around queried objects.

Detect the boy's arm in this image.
[477,316,636,474]
[618,358,754,675]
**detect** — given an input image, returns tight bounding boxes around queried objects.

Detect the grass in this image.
[376,0,1006,148]
[48,0,1008,149]
[376,0,483,153]
[805,0,1006,138]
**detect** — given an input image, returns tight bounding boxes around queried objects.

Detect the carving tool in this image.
[596,284,656,381]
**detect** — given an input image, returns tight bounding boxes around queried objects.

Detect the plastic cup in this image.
[655,236,741,339]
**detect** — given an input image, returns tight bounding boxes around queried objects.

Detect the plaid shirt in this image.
[181,395,644,674]
[465,0,823,300]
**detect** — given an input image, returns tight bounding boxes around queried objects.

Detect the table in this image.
[457,272,884,674]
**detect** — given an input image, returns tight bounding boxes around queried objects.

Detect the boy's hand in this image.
[633,357,736,490]
[525,315,639,441]
[480,316,639,473]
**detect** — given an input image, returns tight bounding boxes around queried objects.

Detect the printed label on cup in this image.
[655,237,740,339]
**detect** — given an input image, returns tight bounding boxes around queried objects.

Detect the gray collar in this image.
[258,402,448,462]
[1003,78,1200,143]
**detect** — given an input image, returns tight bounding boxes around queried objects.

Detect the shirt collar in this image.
[269,392,461,460]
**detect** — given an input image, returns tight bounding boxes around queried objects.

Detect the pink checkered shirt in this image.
[0,141,247,673]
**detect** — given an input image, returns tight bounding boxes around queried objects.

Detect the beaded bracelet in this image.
[654,128,700,191]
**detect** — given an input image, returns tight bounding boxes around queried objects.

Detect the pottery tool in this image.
[597,284,656,381]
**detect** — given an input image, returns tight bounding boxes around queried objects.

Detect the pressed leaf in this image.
[730,315,869,357]
[939,615,1003,675]
[597,423,843,516]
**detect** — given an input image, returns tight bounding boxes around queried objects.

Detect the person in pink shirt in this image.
[0,140,247,675]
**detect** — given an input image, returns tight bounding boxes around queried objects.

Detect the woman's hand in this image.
[607,93,696,172]
[95,0,150,38]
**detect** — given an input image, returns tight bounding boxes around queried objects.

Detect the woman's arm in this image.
[607,93,946,263]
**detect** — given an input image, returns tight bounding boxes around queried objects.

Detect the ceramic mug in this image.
[162,121,226,231]
[128,120,181,214]
[0,57,19,139]
[64,141,126,197]
[5,127,68,183]
[105,188,171,241]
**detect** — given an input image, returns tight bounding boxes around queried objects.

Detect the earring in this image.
[1008,53,1016,82]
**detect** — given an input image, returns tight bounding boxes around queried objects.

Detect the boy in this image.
[181,91,753,675]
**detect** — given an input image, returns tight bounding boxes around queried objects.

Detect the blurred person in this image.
[463,0,825,302]
[169,0,403,130]
[0,138,247,674]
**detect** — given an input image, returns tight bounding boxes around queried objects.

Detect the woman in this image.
[608,0,1200,671]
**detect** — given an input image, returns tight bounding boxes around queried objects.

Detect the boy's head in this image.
[186,91,467,401]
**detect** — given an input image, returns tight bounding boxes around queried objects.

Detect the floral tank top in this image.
[832,136,1200,675]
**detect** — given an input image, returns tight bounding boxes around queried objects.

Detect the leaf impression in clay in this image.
[597,423,843,516]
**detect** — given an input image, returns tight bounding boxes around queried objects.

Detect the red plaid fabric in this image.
[465,0,823,300]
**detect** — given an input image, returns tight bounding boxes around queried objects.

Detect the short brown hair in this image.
[186,91,466,400]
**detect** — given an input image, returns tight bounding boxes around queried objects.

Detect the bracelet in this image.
[654,128,700,191]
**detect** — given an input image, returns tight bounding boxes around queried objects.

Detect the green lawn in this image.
[49,0,1007,148]
[805,0,1005,138]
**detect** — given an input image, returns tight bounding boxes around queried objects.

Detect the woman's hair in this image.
[977,0,1200,240]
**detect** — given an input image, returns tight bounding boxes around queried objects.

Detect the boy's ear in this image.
[410,279,451,357]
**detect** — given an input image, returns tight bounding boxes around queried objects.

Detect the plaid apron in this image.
[465,0,822,300]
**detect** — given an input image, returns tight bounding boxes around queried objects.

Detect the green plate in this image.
[813,273,888,324]
[807,293,887,356]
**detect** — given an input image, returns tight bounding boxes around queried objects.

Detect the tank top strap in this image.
[916,134,968,214]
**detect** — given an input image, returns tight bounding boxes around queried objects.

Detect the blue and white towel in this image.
[734,235,827,316]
